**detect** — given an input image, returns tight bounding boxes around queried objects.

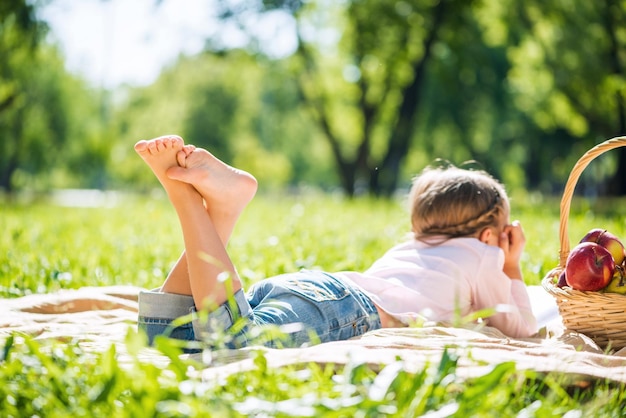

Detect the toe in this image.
[176,150,187,168]
[170,135,184,148]
[134,140,148,153]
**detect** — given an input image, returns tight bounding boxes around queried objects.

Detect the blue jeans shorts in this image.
[138,270,381,349]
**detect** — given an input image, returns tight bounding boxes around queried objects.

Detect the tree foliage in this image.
[0,0,105,192]
[112,51,331,191]
[0,0,47,192]
[214,0,626,196]
[502,0,626,193]
[1,0,625,196]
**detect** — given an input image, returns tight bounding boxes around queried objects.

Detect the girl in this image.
[136,135,537,350]
[337,164,537,338]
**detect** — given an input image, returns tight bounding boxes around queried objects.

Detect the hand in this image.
[499,220,525,280]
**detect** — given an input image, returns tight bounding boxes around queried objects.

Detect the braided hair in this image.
[409,163,508,242]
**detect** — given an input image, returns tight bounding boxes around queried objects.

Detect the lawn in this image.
[1,190,626,416]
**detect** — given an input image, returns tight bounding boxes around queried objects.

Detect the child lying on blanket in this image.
[135,135,538,349]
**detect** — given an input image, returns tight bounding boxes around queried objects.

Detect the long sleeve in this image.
[339,237,539,339]
[472,251,538,338]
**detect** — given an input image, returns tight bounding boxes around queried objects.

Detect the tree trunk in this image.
[369,0,448,196]
[0,156,17,193]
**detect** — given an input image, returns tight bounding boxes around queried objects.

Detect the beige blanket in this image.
[2,286,626,384]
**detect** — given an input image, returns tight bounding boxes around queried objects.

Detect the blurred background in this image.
[1,0,625,198]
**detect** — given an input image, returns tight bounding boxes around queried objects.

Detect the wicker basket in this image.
[542,136,626,351]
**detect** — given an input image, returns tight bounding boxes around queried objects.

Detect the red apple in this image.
[580,228,626,265]
[565,242,615,291]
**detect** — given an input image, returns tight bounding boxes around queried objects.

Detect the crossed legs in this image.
[134,135,257,310]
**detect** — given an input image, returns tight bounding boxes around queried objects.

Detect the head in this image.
[408,163,510,245]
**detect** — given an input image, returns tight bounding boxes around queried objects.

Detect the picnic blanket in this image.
[2,286,626,384]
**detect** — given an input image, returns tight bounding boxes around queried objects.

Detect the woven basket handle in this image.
[558,136,626,268]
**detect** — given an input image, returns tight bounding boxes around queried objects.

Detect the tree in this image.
[211,1,435,194]
[216,0,626,196]
[0,0,107,192]
[499,0,626,193]
[0,0,47,192]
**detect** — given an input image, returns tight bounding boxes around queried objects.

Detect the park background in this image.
[2,0,625,199]
[3,2,626,415]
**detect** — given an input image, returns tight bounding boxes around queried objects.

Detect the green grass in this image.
[2,191,626,416]
[4,190,626,297]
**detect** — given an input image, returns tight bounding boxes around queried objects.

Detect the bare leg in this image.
[135,136,241,309]
[160,145,258,295]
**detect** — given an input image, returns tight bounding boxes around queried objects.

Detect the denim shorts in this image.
[138,270,381,350]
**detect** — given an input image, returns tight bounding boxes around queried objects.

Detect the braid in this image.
[409,165,507,242]
[422,195,503,237]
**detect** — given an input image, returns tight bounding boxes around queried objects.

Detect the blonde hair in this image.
[409,163,508,241]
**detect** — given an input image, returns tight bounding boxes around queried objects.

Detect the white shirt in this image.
[337,237,538,338]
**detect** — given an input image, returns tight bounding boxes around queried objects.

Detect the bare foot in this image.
[166,147,258,211]
[134,135,184,189]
